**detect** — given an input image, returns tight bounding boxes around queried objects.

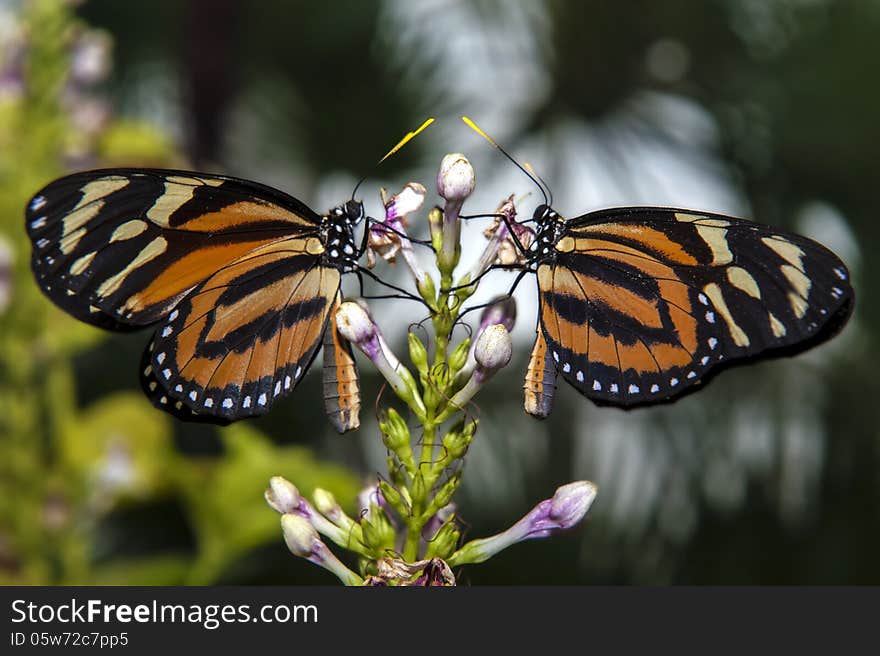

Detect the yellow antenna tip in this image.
[378,117,436,164]
[461,116,499,148]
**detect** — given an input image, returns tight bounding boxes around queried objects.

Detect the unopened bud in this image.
[265,476,301,514]
[474,324,512,373]
[437,153,475,203]
[335,301,377,349]
[281,513,319,558]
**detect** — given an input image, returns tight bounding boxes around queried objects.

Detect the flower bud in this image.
[448,480,598,566]
[436,153,475,202]
[360,504,397,554]
[281,513,320,559]
[479,296,517,334]
[265,476,301,514]
[408,332,429,373]
[437,153,474,267]
[313,488,350,528]
[474,324,512,373]
[550,481,599,530]
[447,338,471,376]
[424,520,460,560]
[336,302,426,417]
[281,513,363,585]
[335,301,377,353]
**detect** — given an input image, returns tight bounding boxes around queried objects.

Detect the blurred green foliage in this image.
[0,0,359,585]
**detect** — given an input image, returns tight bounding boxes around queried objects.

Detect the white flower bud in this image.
[335,301,377,348]
[474,324,512,372]
[437,153,475,203]
[281,513,320,558]
[265,476,301,514]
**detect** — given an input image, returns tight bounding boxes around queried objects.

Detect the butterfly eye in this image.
[532,204,551,222]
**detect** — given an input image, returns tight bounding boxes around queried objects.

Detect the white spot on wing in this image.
[592,380,602,391]
[258,393,267,406]
[222,398,234,409]
[628,384,640,394]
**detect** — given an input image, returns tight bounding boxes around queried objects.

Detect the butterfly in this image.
[26,168,363,431]
[460,117,855,418]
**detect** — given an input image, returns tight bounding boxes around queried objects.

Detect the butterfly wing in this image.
[26,168,322,328]
[143,236,340,422]
[537,207,854,407]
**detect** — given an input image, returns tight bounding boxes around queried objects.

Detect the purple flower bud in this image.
[422,502,456,540]
[549,481,598,530]
[334,302,424,414]
[335,301,380,358]
[478,296,517,335]
[357,483,388,519]
[281,514,363,585]
[447,481,598,566]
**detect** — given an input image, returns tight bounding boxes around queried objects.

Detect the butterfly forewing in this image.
[538,207,853,407]
[26,169,322,327]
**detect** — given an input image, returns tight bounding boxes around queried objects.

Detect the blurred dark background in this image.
[0,0,877,584]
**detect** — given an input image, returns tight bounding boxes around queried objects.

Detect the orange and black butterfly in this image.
[26,168,365,431]
[461,118,855,418]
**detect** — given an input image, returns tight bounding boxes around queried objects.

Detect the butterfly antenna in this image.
[461,116,550,207]
[524,161,553,208]
[351,117,435,201]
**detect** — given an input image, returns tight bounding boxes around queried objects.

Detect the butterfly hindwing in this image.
[538,207,854,407]
[26,168,322,328]
[146,236,341,422]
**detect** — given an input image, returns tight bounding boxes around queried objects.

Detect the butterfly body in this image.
[522,204,854,412]
[27,168,365,427]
